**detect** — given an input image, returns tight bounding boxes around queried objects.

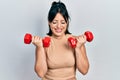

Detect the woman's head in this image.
[47,1,71,36]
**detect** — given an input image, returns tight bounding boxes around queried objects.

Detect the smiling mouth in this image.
[55,29,62,33]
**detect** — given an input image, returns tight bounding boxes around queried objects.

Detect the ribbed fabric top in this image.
[42,34,76,80]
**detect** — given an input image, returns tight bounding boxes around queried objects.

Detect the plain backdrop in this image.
[0,0,120,80]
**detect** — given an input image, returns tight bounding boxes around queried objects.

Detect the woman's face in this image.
[49,13,67,37]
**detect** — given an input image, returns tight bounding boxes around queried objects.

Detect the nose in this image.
[57,22,61,28]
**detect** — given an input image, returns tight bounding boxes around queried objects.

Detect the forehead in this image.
[53,13,65,20]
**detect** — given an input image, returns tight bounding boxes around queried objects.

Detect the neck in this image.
[52,34,66,40]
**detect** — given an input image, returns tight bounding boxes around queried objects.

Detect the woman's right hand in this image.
[32,36,43,48]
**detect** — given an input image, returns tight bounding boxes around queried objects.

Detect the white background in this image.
[0,0,120,80]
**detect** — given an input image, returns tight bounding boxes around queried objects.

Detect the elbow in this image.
[78,63,90,75]
[34,66,46,78]
[81,68,89,75]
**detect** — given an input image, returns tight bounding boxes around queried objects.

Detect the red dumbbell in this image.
[24,33,51,47]
[68,31,94,48]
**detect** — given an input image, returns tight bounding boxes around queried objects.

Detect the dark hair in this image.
[47,1,71,36]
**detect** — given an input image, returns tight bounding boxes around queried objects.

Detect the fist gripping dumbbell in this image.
[68,31,94,48]
[24,33,51,47]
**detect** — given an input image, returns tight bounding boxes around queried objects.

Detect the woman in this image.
[32,1,89,80]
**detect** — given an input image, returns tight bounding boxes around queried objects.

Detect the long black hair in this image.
[47,1,71,36]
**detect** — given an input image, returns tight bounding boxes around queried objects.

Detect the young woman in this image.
[32,1,89,80]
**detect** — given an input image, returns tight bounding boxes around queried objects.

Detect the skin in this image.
[32,13,89,78]
[49,13,67,39]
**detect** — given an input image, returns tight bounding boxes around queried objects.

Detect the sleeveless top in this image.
[42,34,76,80]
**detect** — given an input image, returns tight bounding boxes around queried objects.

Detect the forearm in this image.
[34,47,47,78]
[75,47,89,75]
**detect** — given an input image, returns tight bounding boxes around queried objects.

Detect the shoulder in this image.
[44,35,51,39]
[66,34,78,38]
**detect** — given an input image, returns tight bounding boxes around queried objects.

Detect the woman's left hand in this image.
[76,35,86,48]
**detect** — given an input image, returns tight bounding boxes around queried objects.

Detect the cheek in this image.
[63,27,66,31]
[50,26,55,30]
[63,25,67,31]
[50,27,55,33]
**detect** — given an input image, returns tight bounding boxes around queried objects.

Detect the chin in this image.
[54,32,64,37]
[55,34,62,37]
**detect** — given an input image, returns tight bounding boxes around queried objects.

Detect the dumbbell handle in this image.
[24,33,50,47]
[68,31,94,48]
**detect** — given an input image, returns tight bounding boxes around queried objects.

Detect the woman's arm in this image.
[32,36,48,78]
[74,35,89,75]
[34,46,47,78]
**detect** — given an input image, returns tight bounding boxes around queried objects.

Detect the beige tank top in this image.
[43,34,76,80]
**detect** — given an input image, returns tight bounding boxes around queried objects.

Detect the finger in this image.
[32,36,35,43]
[32,36,40,43]
[78,35,86,43]
[35,36,41,42]
[80,35,86,41]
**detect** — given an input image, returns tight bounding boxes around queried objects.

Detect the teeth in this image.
[56,29,62,33]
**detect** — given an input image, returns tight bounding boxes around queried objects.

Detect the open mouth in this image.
[55,29,62,33]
